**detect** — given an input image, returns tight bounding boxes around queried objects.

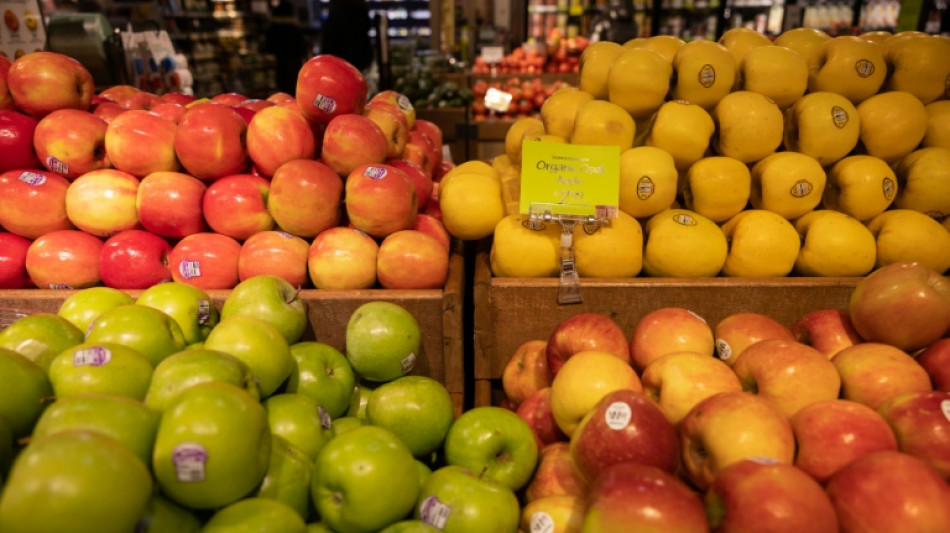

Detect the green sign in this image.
[519,140,620,219]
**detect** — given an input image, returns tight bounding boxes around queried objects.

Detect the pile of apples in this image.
[469,30,589,76]
[499,261,950,532]
[437,28,950,279]
[0,51,458,293]
[470,77,574,121]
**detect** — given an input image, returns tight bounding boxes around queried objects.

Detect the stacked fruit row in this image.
[470,77,574,121]
[470,32,590,76]
[0,52,457,292]
[437,28,950,279]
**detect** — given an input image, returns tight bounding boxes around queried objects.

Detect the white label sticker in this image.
[941,399,950,423]
[45,156,69,175]
[401,352,416,373]
[363,166,388,180]
[318,406,332,430]
[419,495,451,529]
[530,511,555,533]
[172,442,208,482]
[48,282,72,290]
[748,456,782,465]
[484,87,512,113]
[396,94,413,111]
[197,299,212,325]
[687,309,707,323]
[277,231,294,239]
[605,401,632,430]
[179,260,201,280]
[312,94,337,114]
[18,171,46,186]
[716,339,733,361]
[73,346,111,367]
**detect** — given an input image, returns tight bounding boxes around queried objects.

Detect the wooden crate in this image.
[472,248,861,406]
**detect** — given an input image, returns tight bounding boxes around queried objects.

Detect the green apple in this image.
[136,281,219,345]
[257,435,314,520]
[48,342,153,400]
[346,381,375,419]
[311,425,420,533]
[443,406,538,491]
[413,465,520,533]
[0,348,52,437]
[152,382,271,510]
[57,286,135,334]
[85,304,187,367]
[144,348,260,411]
[345,301,422,383]
[264,393,334,461]
[305,523,335,532]
[0,430,153,533]
[0,313,84,372]
[31,393,159,465]
[286,341,356,419]
[220,274,308,344]
[202,497,307,533]
[332,416,364,436]
[415,460,432,488]
[137,494,202,533]
[204,315,294,398]
[380,520,440,533]
[367,375,454,458]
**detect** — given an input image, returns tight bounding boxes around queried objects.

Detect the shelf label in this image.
[484,87,513,113]
[481,46,504,64]
[520,140,620,219]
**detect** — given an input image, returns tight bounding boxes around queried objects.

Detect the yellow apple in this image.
[579,41,625,100]
[499,164,522,216]
[923,100,950,149]
[739,45,809,109]
[627,34,686,63]
[570,100,635,151]
[617,145,679,219]
[670,39,737,110]
[641,351,742,425]
[857,90,928,164]
[866,209,950,272]
[505,117,545,166]
[520,495,585,533]
[606,47,672,119]
[644,100,715,171]
[861,30,893,43]
[490,215,561,278]
[783,91,861,167]
[893,147,950,219]
[642,208,728,277]
[712,91,784,164]
[683,156,751,223]
[549,350,641,437]
[491,153,513,177]
[439,171,505,241]
[807,36,886,105]
[440,160,498,190]
[773,27,831,62]
[750,151,826,220]
[631,307,716,370]
[823,155,898,221]
[573,210,643,278]
[882,33,950,104]
[718,28,773,75]
[720,210,801,277]
[794,210,877,277]
[540,87,595,141]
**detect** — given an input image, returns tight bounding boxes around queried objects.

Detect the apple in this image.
[547,312,630,377]
[372,90,416,130]
[319,113,388,177]
[345,301,422,383]
[161,92,196,106]
[414,465,520,533]
[48,342,153,400]
[791,309,862,358]
[0,55,12,110]
[386,159,433,211]
[376,230,449,290]
[104,110,180,177]
[630,307,714,371]
[255,435,313,520]
[25,229,103,289]
[91,101,127,123]
[307,226,379,290]
[32,109,110,179]
[201,497,306,533]
[264,392,334,462]
[366,375,455,458]
[285,341,356,419]
[848,262,950,352]
[168,232,242,289]
[137,494,202,533]
[246,106,316,177]
[149,101,186,124]
[311,425,419,532]
[98,85,157,110]
[173,102,249,181]
[411,214,450,250]
[878,390,950,479]
[713,311,796,366]
[705,459,839,533]
[64,168,140,237]
[56,286,135,334]
[238,230,310,287]
[85,303,187,367]
[0,430,153,533]
[502,339,551,407]
[832,342,932,410]
[0,232,32,288]
[825,451,950,532]
[204,315,294,398]
[345,163,418,239]
[202,173,274,240]
[0,169,73,239]
[98,229,172,289]
[403,130,439,177]
[0,312,83,372]
[295,55,368,126]
[268,158,343,238]
[210,92,248,107]
[0,348,53,438]
[918,338,950,391]
[365,101,410,159]
[0,111,41,172]
[220,274,308,344]
[583,462,710,533]
[152,382,271,509]
[640,350,742,425]
[525,442,584,502]
[515,386,567,450]
[136,281,219,346]
[5,51,95,118]
[443,405,538,491]
[136,171,208,239]
[549,350,642,437]
[144,348,260,412]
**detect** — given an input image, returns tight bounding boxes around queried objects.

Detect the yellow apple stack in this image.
[437,28,950,279]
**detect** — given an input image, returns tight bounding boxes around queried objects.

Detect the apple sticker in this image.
[530,511,556,533]
[72,345,111,367]
[419,495,451,529]
[172,442,208,482]
[605,401,632,430]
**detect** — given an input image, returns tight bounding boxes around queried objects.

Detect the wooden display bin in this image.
[0,252,466,414]
[472,248,862,407]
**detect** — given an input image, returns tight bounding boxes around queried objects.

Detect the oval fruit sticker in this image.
[698,64,716,88]
[854,59,875,78]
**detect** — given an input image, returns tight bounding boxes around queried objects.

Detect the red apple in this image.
[792,308,862,359]
[826,451,950,533]
[246,105,316,177]
[64,168,140,238]
[0,232,32,288]
[431,160,455,183]
[98,229,172,289]
[918,338,950,391]
[502,339,551,407]
[295,55,368,125]
[424,182,442,219]
[98,85,156,110]
[0,110,40,172]
[25,229,103,289]
[404,130,439,176]
[173,102,249,181]
[90,101,127,124]
[524,442,584,502]
[234,99,274,114]
[6,51,95,118]
[376,229,449,289]
[832,342,932,409]
[237,230,310,287]
[202,173,274,240]
[160,92,196,106]
[640,350,743,425]
[344,163,417,239]
[878,390,950,479]
[849,262,950,352]
[32,109,110,179]
[104,109,180,177]
[136,171,207,239]
[546,312,630,377]
[168,232,242,289]
[714,312,796,366]
[516,387,567,450]
[791,398,898,484]
[386,158,433,211]
[0,55,12,110]
[148,102,186,124]
[630,307,714,371]
[266,92,295,105]
[412,119,444,155]
[370,89,416,129]
[307,226,378,290]
[364,100,409,158]
[0,169,72,239]
[210,92,248,107]
[412,213,450,250]
[267,158,343,238]
[320,113,389,177]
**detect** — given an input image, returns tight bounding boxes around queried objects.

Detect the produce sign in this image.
[0,0,44,60]
[520,140,619,219]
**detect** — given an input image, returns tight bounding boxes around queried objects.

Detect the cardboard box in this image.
[472,249,861,406]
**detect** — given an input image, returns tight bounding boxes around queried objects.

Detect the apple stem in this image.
[288,286,302,305]
[16,435,30,447]
[478,465,489,479]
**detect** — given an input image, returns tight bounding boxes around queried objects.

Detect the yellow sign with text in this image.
[520,140,620,219]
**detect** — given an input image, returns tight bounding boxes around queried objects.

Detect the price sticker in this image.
[605,401,632,430]
[481,46,504,64]
[484,87,512,113]
[520,140,620,219]
[530,511,555,533]
[941,399,950,423]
